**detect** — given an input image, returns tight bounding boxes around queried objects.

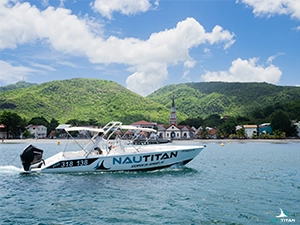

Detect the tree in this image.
[88,118,98,125]
[270,110,296,137]
[236,115,251,125]
[23,130,31,138]
[28,116,49,127]
[48,118,59,136]
[204,114,222,127]
[178,117,203,128]
[0,111,27,138]
[66,119,89,126]
[236,128,247,139]
[218,117,237,138]
[197,126,209,139]
[272,130,286,139]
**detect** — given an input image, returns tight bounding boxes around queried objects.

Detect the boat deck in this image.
[42,144,200,166]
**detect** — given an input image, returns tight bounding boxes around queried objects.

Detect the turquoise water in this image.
[0,141,299,224]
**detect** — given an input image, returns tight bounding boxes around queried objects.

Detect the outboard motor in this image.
[20,145,44,171]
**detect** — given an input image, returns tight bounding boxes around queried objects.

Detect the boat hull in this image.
[29,147,204,173]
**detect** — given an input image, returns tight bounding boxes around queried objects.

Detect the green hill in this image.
[147,82,300,119]
[1,79,300,124]
[0,81,37,92]
[0,78,180,124]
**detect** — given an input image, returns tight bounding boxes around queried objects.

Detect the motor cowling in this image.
[20,145,44,171]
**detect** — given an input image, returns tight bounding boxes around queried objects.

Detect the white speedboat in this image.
[20,121,205,173]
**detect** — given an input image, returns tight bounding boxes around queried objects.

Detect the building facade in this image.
[243,125,257,138]
[157,124,195,139]
[131,120,157,129]
[26,125,47,139]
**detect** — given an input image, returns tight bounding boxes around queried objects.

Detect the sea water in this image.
[0,141,299,224]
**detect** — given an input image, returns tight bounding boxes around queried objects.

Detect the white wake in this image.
[0,165,24,174]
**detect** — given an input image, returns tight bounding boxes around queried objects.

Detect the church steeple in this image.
[169,96,177,126]
[172,96,175,108]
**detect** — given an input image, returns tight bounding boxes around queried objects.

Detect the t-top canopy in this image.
[65,127,105,133]
[56,124,71,130]
[121,125,157,133]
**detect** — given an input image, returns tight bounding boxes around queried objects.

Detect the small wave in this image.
[0,165,23,174]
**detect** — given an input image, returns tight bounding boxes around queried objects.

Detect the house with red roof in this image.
[130,120,157,129]
[26,125,47,139]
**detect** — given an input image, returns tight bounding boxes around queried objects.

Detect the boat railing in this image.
[64,121,161,157]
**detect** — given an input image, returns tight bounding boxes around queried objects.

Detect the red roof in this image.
[131,120,154,125]
[208,128,217,135]
[165,124,193,131]
[177,125,192,130]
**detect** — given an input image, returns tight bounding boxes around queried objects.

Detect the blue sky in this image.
[0,0,299,96]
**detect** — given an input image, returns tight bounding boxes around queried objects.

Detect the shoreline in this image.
[193,138,300,143]
[1,138,300,144]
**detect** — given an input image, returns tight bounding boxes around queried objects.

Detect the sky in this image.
[0,0,300,96]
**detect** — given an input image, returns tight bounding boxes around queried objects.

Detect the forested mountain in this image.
[1,79,300,125]
[0,78,179,124]
[147,82,300,119]
[0,81,36,92]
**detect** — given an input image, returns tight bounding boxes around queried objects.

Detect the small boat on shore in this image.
[20,121,205,173]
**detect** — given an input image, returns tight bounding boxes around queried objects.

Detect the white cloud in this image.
[0,2,95,53]
[29,62,56,71]
[204,48,211,55]
[92,0,154,20]
[237,0,300,20]
[126,62,167,96]
[266,52,284,64]
[206,25,236,50]
[59,0,65,8]
[201,57,282,84]
[41,0,49,7]
[0,60,38,84]
[86,18,235,95]
[0,1,235,96]
[182,60,196,79]
[293,26,300,31]
[57,61,80,68]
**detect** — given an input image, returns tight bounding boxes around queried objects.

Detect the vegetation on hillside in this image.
[1,79,299,139]
[147,82,300,119]
[0,78,182,124]
[0,81,37,92]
